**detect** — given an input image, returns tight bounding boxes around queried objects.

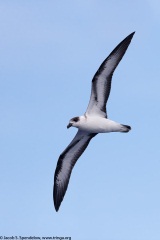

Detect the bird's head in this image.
[67,116,80,129]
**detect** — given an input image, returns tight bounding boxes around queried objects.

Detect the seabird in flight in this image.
[53,32,135,211]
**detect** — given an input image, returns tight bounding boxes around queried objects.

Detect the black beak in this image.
[67,123,72,129]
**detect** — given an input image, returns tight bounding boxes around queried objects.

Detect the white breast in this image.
[78,116,122,133]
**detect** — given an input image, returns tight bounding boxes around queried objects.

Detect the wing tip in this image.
[130,31,135,36]
[53,190,61,212]
[122,31,135,46]
[127,31,135,40]
[54,204,60,212]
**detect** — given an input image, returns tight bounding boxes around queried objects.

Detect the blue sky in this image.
[0,1,160,239]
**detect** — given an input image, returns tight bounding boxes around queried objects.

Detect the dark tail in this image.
[121,124,131,133]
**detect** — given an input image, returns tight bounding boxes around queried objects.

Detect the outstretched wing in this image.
[54,130,97,211]
[86,32,135,117]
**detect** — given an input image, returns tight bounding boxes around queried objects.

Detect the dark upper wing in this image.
[85,32,135,118]
[53,130,97,211]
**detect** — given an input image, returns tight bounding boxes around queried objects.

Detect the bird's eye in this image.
[71,117,79,122]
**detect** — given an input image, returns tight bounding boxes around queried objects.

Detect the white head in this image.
[67,116,80,129]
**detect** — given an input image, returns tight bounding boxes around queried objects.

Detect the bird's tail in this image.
[120,124,131,133]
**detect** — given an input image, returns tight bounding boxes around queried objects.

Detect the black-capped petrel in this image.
[54,32,135,211]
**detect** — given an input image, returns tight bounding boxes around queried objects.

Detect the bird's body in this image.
[53,32,135,211]
[69,115,131,133]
